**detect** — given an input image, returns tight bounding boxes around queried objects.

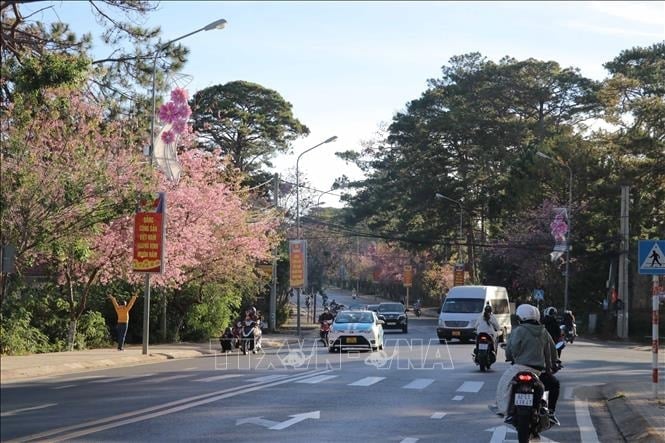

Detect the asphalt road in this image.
[0,290,643,442]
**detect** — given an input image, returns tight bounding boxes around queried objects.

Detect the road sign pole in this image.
[652,275,660,400]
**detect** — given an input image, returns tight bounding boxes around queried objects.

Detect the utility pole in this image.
[617,185,630,338]
[270,173,279,332]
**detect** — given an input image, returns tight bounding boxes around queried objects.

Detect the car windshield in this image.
[335,312,374,324]
[378,303,404,313]
[442,298,485,313]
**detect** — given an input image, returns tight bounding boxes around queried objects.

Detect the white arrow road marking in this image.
[235,416,279,427]
[1,403,57,417]
[269,411,320,430]
[194,374,243,382]
[574,397,600,443]
[452,395,464,401]
[403,378,434,389]
[348,376,386,386]
[295,375,337,384]
[431,412,447,419]
[457,381,484,392]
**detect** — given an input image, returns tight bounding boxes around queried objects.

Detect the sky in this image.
[34,1,665,207]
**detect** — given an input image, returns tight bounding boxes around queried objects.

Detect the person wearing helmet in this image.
[492,303,561,426]
[543,307,563,355]
[318,307,334,323]
[474,303,501,345]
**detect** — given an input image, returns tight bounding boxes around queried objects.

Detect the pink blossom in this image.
[161,129,176,144]
[170,87,189,104]
[159,102,178,124]
[172,120,188,134]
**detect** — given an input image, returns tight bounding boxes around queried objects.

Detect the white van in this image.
[436,285,512,343]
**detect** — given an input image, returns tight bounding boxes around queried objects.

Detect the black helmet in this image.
[484,304,492,313]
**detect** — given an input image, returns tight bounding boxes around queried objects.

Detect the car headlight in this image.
[399,315,405,320]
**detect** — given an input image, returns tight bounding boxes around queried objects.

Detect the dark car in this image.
[366,304,380,313]
[376,302,408,333]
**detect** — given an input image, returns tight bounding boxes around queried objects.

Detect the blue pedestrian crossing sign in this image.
[638,240,665,275]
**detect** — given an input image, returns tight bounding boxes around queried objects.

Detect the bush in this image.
[0,309,51,355]
[76,311,112,349]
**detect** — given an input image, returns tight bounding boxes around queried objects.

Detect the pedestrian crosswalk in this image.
[48,371,486,396]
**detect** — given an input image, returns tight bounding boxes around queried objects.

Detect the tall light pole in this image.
[142,18,227,355]
[537,151,573,312]
[295,136,337,336]
[435,193,463,261]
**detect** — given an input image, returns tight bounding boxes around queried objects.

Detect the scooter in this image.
[240,319,262,355]
[414,306,422,317]
[319,320,333,347]
[505,361,563,443]
[472,332,496,372]
[560,324,576,343]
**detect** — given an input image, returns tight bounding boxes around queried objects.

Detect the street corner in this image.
[602,384,665,443]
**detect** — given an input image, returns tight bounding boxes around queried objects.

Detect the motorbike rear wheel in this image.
[515,413,531,443]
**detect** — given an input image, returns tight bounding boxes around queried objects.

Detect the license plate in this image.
[346,337,357,344]
[387,321,396,325]
[478,343,489,350]
[514,393,533,406]
[452,331,461,336]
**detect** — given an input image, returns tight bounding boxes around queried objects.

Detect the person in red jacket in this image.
[109,292,139,351]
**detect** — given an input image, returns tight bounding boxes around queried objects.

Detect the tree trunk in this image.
[67,319,77,351]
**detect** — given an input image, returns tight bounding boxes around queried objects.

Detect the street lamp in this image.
[435,193,463,261]
[536,151,573,312]
[295,136,337,336]
[316,187,339,206]
[142,19,227,355]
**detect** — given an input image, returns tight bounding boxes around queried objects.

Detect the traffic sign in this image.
[533,289,544,301]
[638,240,665,275]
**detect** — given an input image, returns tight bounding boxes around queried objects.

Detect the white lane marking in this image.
[431,412,447,419]
[7,369,330,443]
[1,403,57,417]
[457,381,484,392]
[295,375,337,384]
[452,395,464,401]
[183,367,197,371]
[400,438,419,443]
[194,374,243,382]
[51,385,76,390]
[248,374,288,383]
[348,376,386,386]
[143,374,192,383]
[487,425,509,443]
[91,373,156,384]
[403,378,434,390]
[574,396,600,443]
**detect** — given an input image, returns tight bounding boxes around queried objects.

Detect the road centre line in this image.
[51,384,76,390]
[295,375,338,384]
[91,373,156,383]
[452,395,464,401]
[400,438,419,443]
[430,412,447,419]
[194,374,244,382]
[574,397,600,443]
[143,374,193,383]
[247,374,289,383]
[7,369,331,443]
[1,403,57,418]
[403,378,434,389]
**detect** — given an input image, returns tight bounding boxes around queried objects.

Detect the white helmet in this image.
[516,304,540,322]
[545,307,557,317]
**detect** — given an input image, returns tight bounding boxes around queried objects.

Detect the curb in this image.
[603,385,665,442]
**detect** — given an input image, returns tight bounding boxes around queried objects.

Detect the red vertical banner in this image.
[133,192,166,273]
[453,263,465,286]
[289,240,307,288]
[403,265,413,287]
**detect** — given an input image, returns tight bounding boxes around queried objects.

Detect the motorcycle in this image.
[414,306,422,317]
[560,324,576,343]
[319,320,333,347]
[239,319,262,355]
[219,327,237,353]
[472,332,496,372]
[506,361,562,443]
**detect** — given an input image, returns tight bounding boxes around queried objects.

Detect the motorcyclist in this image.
[494,303,561,426]
[318,307,335,323]
[543,306,563,356]
[474,303,501,345]
[562,310,577,338]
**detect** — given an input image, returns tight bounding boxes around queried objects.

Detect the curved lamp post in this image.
[537,151,573,312]
[294,136,337,336]
[143,19,227,355]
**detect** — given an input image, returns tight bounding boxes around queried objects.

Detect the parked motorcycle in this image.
[506,361,562,442]
[472,332,496,372]
[320,320,333,347]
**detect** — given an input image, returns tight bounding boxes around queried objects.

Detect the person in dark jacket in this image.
[543,307,562,356]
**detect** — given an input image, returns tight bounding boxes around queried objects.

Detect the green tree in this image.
[190,81,310,176]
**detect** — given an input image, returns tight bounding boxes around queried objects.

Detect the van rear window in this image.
[490,299,510,314]
[442,298,484,313]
